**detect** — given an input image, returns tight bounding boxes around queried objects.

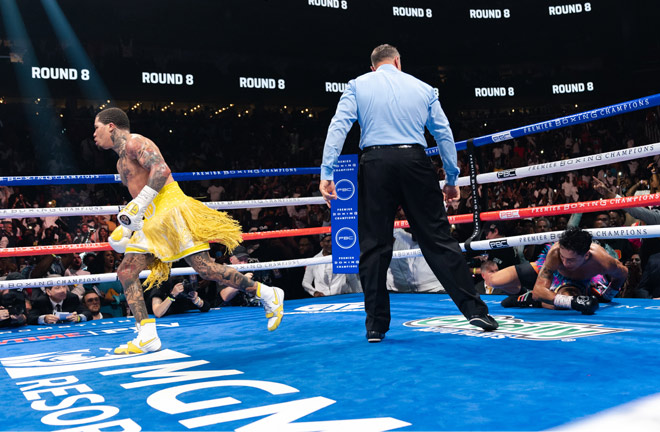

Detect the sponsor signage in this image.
[0,346,410,431]
[404,315,630,341]
[331,155,359,274]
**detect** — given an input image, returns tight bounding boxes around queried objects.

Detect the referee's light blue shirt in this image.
[320,64,459,185]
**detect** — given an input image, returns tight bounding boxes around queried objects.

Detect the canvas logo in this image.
[289,302,364,315]
[1,347,410,431]
[403,315,630,341]
[334,179,355,200]
[1,349,189,379]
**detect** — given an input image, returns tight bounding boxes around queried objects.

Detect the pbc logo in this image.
[492,131,513,142]
[496,170,517,179]
[489,239,509,249]
[499,210,520,219]
[335,179,355,200]
[335,227,357,249]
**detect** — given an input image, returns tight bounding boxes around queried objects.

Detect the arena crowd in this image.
[2,101,660,327]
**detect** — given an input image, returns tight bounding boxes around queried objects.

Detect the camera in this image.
[182,277,198,295]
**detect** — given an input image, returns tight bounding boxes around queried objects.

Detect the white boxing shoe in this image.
[114,318,162,354]
[256,282,284,331]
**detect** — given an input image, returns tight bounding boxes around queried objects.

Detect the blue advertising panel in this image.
[331,155,359,274]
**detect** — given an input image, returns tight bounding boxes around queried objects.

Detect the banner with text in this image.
[331,155,359,274]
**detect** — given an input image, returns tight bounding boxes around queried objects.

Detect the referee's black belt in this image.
[362,144,425,153]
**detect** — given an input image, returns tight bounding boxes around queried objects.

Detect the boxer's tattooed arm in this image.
[534,265,557,305]
[539,266,554,281]
[125,280,149,322]
[186,252,256,293]
[134,138,170,191]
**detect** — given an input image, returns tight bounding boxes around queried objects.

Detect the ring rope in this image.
[446,193,660,225]
[0,256,332,290]
[0,226,331,258]
[0,167,322,187]
[427,93,660,154]
[443,142,660,188]
[2,224,657,291]
[0,196,326,219]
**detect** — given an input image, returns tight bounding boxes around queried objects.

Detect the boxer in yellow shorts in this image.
[95,107,284,355]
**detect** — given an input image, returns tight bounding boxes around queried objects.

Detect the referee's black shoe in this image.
[468,314,499,331]
[366,331,386,343]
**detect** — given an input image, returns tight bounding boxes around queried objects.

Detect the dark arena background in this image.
[2,1,660,432]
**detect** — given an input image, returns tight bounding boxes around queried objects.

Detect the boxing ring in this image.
[2,94,660,431]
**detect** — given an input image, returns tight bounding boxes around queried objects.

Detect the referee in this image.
[319,44,498,342]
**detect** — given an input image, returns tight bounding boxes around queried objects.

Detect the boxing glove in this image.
[570,295,599,315]
[591,282,619,303]
[109,226,133,253]
[118,185,158,231]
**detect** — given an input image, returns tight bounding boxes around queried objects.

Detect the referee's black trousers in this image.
[358,145,489,333]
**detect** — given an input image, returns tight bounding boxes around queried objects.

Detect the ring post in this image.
[463,138,484,254]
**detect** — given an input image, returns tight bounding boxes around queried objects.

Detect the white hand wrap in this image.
[118,185,158,231]
[553,294,572,309]
[109,226,133,253]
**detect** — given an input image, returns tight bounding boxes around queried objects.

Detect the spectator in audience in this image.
[11,193,30,209]
[475,260,506,295]
[302,233,361,297]
[524,217,553,262]
[593,175,660,264]
[28,276,92,324]
[298,236,316,258]
[473,222,519,274]
[0,272,28,327]
[148,276,210,317]
[388,227,445,293]
[64,253,91,300]
[83,291,113,320]
[40,199,67,234]
[555,215,569,232]
[218,246,268,306]
[207,180,226,201]
[1,219,18,249]
[387,209,445,293]
[90,225,110,243]
[72,223,93,244]
[620,254,643,298]
[87,250,126,317]
[28,253,74,303]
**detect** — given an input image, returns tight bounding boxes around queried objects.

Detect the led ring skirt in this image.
[2,95,660,431]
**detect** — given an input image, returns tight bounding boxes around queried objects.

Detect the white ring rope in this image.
[441,142,660,188]
[2,225,658,290]
[0,256,332,290]
[0,196,326,219]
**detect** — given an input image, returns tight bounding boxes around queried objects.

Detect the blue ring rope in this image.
[0,168,321,187]
[426,93,660,155]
